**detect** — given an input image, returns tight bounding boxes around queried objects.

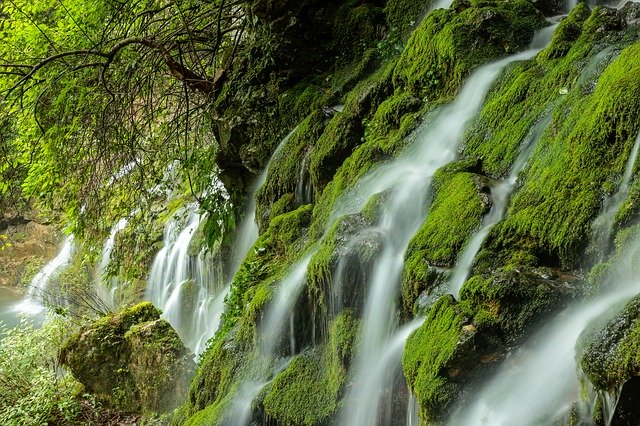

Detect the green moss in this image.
[579,295,640,392]
[539,3,591,61]
[485,39,640,268]
[459,268,575,338]
[401,167,488,315]
[256,113,326,231]
[60,303,192,415]
[309,65,395,193]
[407,169,488,266]
[332,3,385,63]
[393,0,544,102]
[262,311,358,424]
[220,204,313,339]
[384,0,432,38]
[403,295,467,422]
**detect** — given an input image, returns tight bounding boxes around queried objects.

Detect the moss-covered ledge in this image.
[60,302,194,414]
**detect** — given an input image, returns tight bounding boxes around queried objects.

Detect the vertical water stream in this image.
[448,115,551,295]
[450,129,640,424]
[14,235,75,314]
[336,31,554,426]
[146,129,294,355]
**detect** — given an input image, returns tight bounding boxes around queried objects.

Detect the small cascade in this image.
[259,254,314,356]
[338,30,554,426]
[449,284,640,425]
[450,211,640,425]
[226,358,292,426]
[344,318,424,426]
[96,217,128,305]
[230,128,292,277]
[406,392,419,426]
[146,128,296,355]
[295,148,314,206]
[448,115,550,295]
[590,130,640,261]
[14,235,75,314]
[146,205,223,353]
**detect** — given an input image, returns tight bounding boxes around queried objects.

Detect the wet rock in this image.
[611,377,640,426]
[60,302,195,414]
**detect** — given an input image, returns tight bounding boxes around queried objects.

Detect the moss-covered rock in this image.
[404,266,578,422]
[403,295,469,422]
[578,295,640,393]
[262,311,359,425]
[393,0,545,102]
[459,6,640,269]
[60,302,194,414]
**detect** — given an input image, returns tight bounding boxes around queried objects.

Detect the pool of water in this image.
[0,287,24,330]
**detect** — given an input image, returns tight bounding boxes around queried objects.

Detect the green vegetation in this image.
[0,317,84,425]
[403,295,467,422]
[60,302,194,414]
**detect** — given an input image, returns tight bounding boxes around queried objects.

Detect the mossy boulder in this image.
[60,302,195,414]
[393,0,545,101]
[404,267,578,422]
[579,295,640,394]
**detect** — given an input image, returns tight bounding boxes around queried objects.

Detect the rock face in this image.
[60,302,195,414]
[0,216,58,289]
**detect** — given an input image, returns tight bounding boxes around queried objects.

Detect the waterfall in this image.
[96,217,128,306]
[146,129,295,355]
[336,31,554,426]
[448,284,640,425]
[590,130,640,261]
[259,254,314,356]
[14,235,75,314]
[448,114,551,295]
[449,139,640,424]
[295,149,314,207]
[146,205,219,354]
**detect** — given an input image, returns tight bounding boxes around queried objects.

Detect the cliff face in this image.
[10,0,640,424]
[169,0,640,424]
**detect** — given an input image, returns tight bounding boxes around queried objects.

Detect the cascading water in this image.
[96,217,128,306]
[590,130,640,261]
[449,136,640,426]
[336,30,555,426]
[14,235,75,314]
[146,129,295,355]
[146,205,224,354]
[295,149,314,207]
[448,114,551,295]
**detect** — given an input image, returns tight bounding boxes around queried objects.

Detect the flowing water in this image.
[336,31,554,426]
[259,254,314,356]
[146,129,295,355]
[590,130,640,261]
[146,204,224,354]
[450,130,640,425]
[14,235,75,315]
[295,149,314,207]
[96,217,129,306]
[448,114,551,295]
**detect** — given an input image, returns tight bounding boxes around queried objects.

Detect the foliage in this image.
[0,234,10,250]
[0,316,84,425]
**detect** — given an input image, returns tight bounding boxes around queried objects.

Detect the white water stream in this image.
[449,115,551,295]
[590,130,640,261]
[451,130,640,425]
[335,31,554,426]
[146,129,294,356]
[14,235,75,314]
